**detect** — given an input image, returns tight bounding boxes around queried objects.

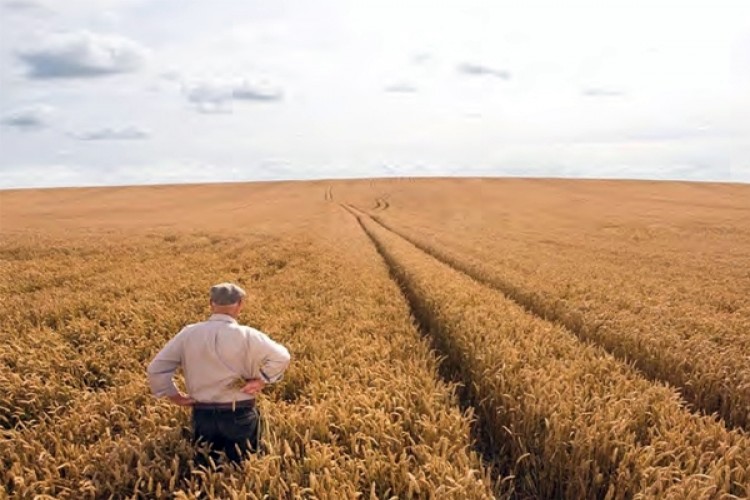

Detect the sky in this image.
[1,0,748,188]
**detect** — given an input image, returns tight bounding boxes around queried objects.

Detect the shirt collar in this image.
[208,313,238,324]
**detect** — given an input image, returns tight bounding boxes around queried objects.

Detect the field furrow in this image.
[364,209,750,431]
[349,206,750,499]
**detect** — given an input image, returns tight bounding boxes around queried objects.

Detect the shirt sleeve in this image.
[250,331,291,383]
[147,330,186,397]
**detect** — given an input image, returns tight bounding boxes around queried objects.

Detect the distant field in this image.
[1,178,749,498]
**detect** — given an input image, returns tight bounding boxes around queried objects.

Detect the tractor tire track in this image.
[372,196,390,211]
[341,203,750,498]
[339,203,511,494]
[355,206,750,431]
[344,202,750,498]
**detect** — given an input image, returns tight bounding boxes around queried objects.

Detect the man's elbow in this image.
[145,366,160,395]
[146,360,172,396]
[279,346,292,369]
[262,347,291,383]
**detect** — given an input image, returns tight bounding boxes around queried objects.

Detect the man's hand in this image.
[240,378,266,396]
[168,392,195,406]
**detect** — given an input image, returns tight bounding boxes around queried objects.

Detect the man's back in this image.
[148,313,291,404]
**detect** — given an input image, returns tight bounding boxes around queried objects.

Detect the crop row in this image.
[354,180,750,352]
[352,207,750,498]
[366,209,750,431]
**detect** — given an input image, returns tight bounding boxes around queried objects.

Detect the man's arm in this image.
[240,330,291,395]
[256,333,291,383]
[147,330,194,405]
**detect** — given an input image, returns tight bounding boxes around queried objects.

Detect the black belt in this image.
[192,399,255,411]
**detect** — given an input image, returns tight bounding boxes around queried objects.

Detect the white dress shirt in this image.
[147,313,291,403]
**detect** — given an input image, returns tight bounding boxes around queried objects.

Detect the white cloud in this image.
[457,62,511,80]
[582,88,626,97]
[17,30,148,79]
[411,53,432,65]
[4,0,144,16]
[71,126,149,140]
[183,78,283,114]
[1,104,55,129]
[2,0,45,12]
[384,83,417,93]
[232,81,283,101]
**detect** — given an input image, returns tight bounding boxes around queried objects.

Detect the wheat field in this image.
[1,178,749,499]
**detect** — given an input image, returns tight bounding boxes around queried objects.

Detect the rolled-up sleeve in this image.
[253,333,291,383]
[147,331,185,397]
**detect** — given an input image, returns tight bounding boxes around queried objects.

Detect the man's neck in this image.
[211,311,238,319]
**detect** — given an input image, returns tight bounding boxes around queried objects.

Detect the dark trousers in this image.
[191,406,261,467]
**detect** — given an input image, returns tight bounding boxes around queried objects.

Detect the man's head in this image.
[209,282,246,317]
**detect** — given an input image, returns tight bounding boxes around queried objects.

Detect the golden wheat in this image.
[2,178,748,498]
[354,207,750,498]
[366,210,750,430]
[0,208,495,498]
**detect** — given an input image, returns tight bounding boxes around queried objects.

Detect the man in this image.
[147,282,291,466]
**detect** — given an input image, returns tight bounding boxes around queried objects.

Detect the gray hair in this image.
[210,282,246,305]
